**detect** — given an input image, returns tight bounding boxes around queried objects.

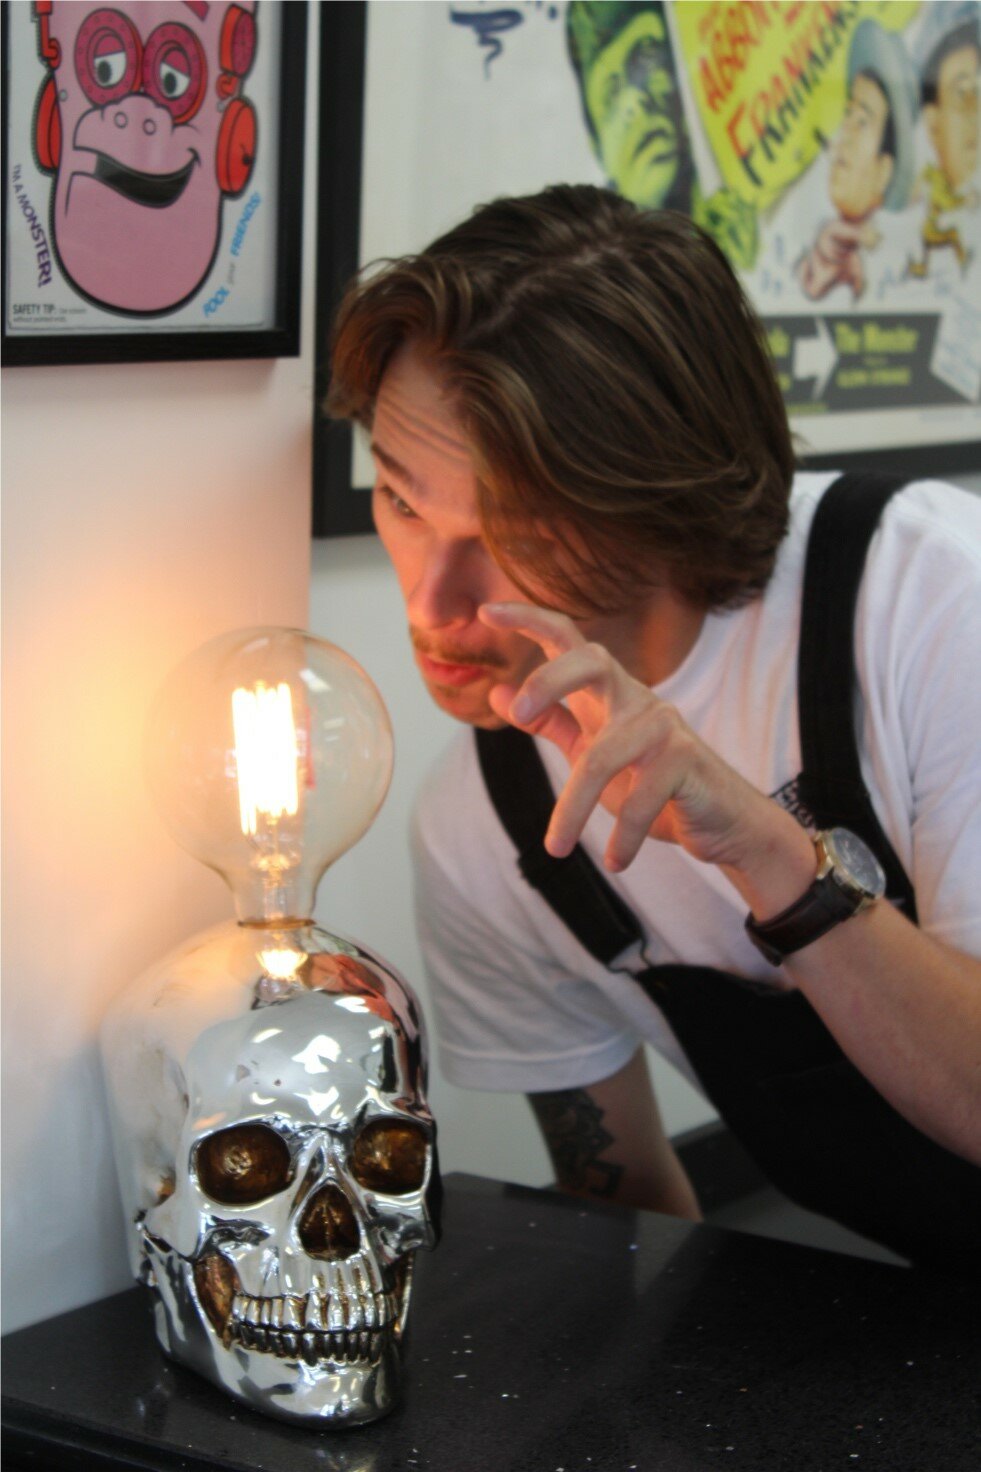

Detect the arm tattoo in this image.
[529,1088,624,1199]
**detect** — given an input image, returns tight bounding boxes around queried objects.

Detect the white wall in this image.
[0,19,321,1336]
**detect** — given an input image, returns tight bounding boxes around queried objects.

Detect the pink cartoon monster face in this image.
[35,1,257,314]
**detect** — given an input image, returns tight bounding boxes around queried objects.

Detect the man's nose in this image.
[406,542,482,631]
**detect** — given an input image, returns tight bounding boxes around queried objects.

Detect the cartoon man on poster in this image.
[797,19,918,302]
[906,1,979,280]
[30,1,259,316]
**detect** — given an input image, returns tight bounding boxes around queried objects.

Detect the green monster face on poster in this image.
[571,3,692,210]
[566,1,758,268]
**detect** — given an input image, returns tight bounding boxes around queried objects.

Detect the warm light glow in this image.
[146,628,393,923]
[232,682,300,836]
[257,948,307,981]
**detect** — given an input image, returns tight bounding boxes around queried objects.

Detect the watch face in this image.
[826,828,887,896]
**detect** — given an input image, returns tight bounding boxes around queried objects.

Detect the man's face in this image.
[829,72,894,221]
[370,346,653,729]
[584,10,685,208]
[370,345,548,728]
[926,42,979,189]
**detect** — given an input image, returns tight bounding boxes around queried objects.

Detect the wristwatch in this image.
[744,827,886,966]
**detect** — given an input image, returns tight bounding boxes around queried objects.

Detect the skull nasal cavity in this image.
[298,1183,360,1259]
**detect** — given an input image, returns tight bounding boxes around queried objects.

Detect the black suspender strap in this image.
[475,725,645,969]
[796,471,917,919]
[476,471,917,951]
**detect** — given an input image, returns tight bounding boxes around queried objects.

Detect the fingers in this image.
[509,641,619,725]
[544,718,659,860]
[489,680,582,760]
[480,600,632,724]
[487,682,519,724]
[601,759,682,871]
[480,600,683,870]
[478,601,583,662]
[546,708,692,867]
[482,603,625,760]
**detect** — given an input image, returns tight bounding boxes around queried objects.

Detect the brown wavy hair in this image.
[327,185,795,615]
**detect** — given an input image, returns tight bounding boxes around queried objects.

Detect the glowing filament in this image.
[232,682,300,835]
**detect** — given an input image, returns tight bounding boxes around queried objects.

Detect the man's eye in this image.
[377,484,417,519]
[627,39,654,79]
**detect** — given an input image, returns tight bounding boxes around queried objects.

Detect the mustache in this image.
[410,629,509,670]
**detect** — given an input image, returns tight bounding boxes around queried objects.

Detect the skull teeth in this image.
[282,1297,304,1331]
[227,1289,398,1360]
[304,1292,327,1330]
[232,1321,387,1364]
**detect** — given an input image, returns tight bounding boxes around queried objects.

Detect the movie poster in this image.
[357,1,980,463]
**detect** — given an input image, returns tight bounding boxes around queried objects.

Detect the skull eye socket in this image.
[195,1123,292,1205]
[351,1119,429,1194]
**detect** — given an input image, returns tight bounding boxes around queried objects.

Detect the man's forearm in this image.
[529,1086,625,1201]
[528,1054,702,1219]
[726,807,981,1165]
[787,903,981,1165]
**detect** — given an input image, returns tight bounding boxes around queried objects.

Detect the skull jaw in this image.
[146,1239,406,1426]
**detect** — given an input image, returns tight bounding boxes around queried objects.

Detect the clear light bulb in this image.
[145,627,393,924]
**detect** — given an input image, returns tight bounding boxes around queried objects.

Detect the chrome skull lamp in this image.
[101,628,440,1427]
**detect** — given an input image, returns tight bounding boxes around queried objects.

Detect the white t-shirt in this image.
[411,473,981,1096]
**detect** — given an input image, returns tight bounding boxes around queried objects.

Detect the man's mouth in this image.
[82,150,199,208]
[417,651,494,688]
[411,632,507,689]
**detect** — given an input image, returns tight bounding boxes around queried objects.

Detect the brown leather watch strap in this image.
[744,871,861,966]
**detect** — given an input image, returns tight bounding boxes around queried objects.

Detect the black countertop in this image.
[3,1173,979,1472]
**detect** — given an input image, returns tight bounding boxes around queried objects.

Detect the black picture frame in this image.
[312,1,368,537]
[1,0,307,368]
[797,439,981,480]
[311,2,979,540]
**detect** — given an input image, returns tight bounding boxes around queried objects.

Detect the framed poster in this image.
[314,0,980,536]
[2,0,306,367]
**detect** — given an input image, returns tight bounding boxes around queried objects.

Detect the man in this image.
[798,19,917,300]
[566,0,758,268]
[907,2,979,280]
[328,185,981,1273]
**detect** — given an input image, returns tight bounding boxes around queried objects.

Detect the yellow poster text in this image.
[673,1,920,213]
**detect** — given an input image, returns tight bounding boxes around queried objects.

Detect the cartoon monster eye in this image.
[143,24,206,122]
[94,44,127,88]
[75,9,142,106]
